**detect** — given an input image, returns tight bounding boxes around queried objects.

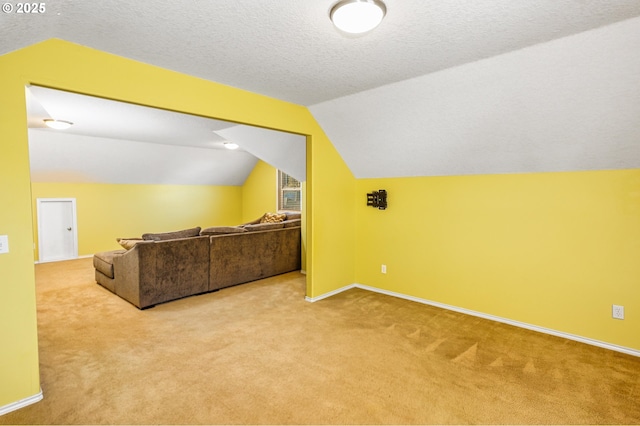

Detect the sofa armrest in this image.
[113,241,157,308]
[113,236,210,309]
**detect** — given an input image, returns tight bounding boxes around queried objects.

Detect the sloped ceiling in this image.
[26,86,306,185]
[310,17,640,178]
[28,130,260,185]
[3,1,640,181]
[215,126,306,182]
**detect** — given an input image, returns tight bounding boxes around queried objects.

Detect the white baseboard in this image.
[305,283,357,303]
[35,254,93,264]
[0,389,43,417]
[306,283,640,358]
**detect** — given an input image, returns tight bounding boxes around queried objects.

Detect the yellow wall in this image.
[356,170,640,350]
[306,133,356,296]
[0,39,356,410]
[31,182,242,259]
[0,58,40,411]
[300,181,307,273]
[241,160,277,222]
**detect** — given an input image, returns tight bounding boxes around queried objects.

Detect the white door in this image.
[37,198,78,262]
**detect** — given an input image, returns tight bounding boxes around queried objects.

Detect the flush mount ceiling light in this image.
[43,119,73,130]
[330,0,386,34]
[223,142,239,150]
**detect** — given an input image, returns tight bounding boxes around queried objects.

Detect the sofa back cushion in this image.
[142,227,202,241]
[200,226,247,235]
[243,222,284,232]
[283,218,301,228]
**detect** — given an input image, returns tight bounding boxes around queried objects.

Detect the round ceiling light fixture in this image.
[330,0,386,34]
[43,119,73,130]
[223,141,239,150]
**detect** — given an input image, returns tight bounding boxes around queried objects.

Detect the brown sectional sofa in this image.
[93,214,302,309]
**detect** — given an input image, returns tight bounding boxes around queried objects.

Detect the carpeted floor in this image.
[1,257,639,425]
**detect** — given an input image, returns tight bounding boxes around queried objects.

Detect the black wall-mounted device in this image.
[367,190,387,210]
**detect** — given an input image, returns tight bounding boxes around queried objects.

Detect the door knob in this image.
[67,227,72,231]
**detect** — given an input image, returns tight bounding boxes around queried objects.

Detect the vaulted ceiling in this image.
[2,1,640,183]
[26,86,307,184]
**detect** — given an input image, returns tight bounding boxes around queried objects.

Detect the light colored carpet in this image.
[1,257,639,424]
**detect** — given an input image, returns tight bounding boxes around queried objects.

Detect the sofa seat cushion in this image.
[142,227,201,241]
[93,250,126,278]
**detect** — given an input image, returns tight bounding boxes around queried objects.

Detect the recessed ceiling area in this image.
[27,86,307,185]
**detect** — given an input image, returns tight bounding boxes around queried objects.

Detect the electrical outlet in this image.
[612,304,624,320]
[381,264,387,274]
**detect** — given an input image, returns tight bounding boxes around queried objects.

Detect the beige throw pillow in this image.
[260,212,286,224]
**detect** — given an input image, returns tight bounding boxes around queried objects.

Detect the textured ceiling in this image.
[3,1,640,182]
[2,1,639,105]
[311,17,640,178]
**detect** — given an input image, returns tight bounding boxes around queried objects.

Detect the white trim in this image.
[0,389,43,416]
[306,283,640,358]
[305,283,357,303]
[35,254,93,265]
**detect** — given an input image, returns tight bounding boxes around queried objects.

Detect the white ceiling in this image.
[26,86,307,185]
[28,129,261,186]
[311,16,640,178]
[3,1,640,182]
[26,86,235,149]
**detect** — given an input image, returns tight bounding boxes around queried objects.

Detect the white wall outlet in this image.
[0,235,8,254]
[381,264,387,274]
[612,304,624,320]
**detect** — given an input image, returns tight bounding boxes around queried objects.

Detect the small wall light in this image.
[43,119,73,130]
[367,189,387,210]
[330,0,387,34]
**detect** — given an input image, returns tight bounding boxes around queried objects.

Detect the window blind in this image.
[278,170,301,212]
